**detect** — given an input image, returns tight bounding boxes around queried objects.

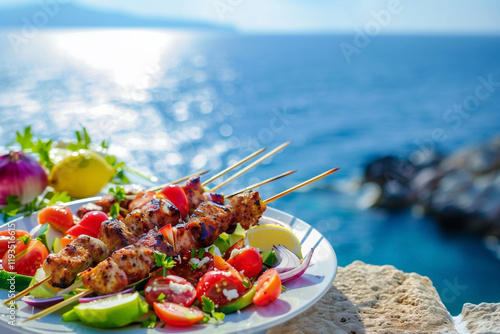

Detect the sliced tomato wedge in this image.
[66,224,97,238]
[0,230,31,258]
[159,185,189,218]
[153,302,204,327]
[223,238,245,260]
[37,205,75,233]
[253,268,281,306]
[78,211,109,235]
[2,239,49,276]
[145,275,196,306]
[159,224,176,248]
[227,247,263,278]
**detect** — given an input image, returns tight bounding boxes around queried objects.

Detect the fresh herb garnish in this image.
[154,251,176,277]
[47,191,71,206]
[141,315,157,328]
[0,196,21,221]
[191,249,197,259]
[109,186,127,202]
[110,202,120,219]
[201,296,225,324]
[0,191,71,223]
[67,127,92,151]
[19,235,30,245]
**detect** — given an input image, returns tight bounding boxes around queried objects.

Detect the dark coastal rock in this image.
[361,136,500,237]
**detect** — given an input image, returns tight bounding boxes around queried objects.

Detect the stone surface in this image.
[461,303,500,334]
[360,135,500,237]
[267,261,457,334]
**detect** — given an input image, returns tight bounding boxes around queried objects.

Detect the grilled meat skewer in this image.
[81,191,265,296]
[42,236,109,288]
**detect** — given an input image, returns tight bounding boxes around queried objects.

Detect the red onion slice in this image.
[22,295,64,308]
[277,248,314,283]
[273,245,301,273]
[79,287,135,303]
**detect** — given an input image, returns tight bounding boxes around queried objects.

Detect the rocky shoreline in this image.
[268,261,500,334]
[360,136,500,237]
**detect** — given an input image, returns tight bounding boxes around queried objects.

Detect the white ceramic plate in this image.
[0,199,337,334]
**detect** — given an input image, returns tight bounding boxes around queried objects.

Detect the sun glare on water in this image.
[53,29,184,88]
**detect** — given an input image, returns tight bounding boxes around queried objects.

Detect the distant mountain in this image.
[0,3,235,31]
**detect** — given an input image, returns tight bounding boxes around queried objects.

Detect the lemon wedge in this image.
[48,149,114,198]
[246,224,302,258]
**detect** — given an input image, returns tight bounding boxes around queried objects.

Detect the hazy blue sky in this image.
[1,0,500,34]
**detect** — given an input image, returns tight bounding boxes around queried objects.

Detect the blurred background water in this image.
[1,30,500,315]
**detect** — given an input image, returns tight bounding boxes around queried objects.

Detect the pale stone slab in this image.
[461,303,500,334]
[267,261,457,334]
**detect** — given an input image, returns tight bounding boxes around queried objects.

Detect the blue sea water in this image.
[0,31,500,315]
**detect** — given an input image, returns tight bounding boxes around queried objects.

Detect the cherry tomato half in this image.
[38,205,75,233]
[78,211,109,236]
[196,269,246,306]
[159,185,189,218]
[227,247,263,278]
[253,268,281,306]
[145,275,197,306]
[153,302,204,327]
[2,239,49,276]
[0,230,31,258]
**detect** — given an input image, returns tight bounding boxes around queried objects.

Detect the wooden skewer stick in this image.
[147,169,209,192]
[202,148,266,187]
[22,289,93,323]
[264,168,340,204]
[210,142,291,192]
[3,275,52,305]
[226,170,296,199]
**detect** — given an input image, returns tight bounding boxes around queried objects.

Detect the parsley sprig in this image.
[141,315,157,328]
[0,191,71,223]
[201,296,225,324]
[109,186,128,219]
[154,251,176,277]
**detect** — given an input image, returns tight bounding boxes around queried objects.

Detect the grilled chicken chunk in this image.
[138,229,175,256]
[188,201,233,247]
[99,219,139,252]
[141,198,182,228]
[128,191,156,211]
[43,236,109,288]
[111,244,156,284]
[229,190,266,230]
[122,210,156,237]
[182,176,205,213]
[81,257,127,295]
[174,201,233,253]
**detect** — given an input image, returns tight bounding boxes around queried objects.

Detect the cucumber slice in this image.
[52,237,62,253]
[0,270,33,292]
[36,223,64,252]
[28,268,59,298]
